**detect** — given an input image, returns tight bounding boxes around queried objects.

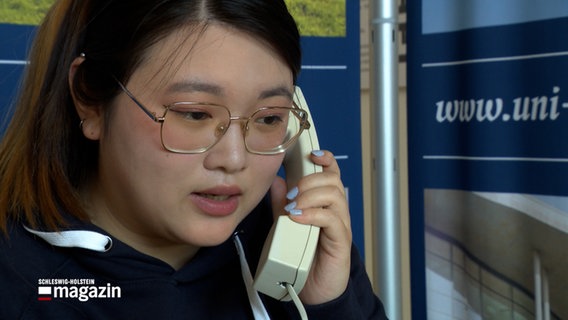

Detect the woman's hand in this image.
[270,150,351,305]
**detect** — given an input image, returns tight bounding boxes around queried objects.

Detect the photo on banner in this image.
[425,189,568,319]
[285,0,346,37]
[407,1,568,319]
[0,0,53,24]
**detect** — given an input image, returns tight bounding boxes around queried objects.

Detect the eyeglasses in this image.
[116,81,311,155]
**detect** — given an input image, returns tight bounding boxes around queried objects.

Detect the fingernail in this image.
[284,201,297,212]
[286,187,299,200]
[289,209,303,216]
[311,150,325,157]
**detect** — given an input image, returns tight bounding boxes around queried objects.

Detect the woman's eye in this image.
[257,115,283,125]
[170,105,215,121]
[184,111,211,121]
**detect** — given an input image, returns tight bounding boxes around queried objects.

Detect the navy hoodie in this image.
[0,197,387,319]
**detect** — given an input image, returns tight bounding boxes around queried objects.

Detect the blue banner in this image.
[294,0,365,254]
[0,24,34,130]
[408,1,568,319]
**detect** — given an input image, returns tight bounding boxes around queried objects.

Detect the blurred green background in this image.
[285,0,346,37]
[0,0,346,37]
[0,0,53,25]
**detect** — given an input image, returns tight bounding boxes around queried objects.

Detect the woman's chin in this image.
[183,225,238,247]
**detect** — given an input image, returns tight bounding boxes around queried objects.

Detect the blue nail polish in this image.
[289,209,303,216]
[284,202,297,212]
[286,187,299,200]
[311,150,325,157]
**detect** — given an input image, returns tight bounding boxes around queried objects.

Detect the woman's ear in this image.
[69,55,103,141]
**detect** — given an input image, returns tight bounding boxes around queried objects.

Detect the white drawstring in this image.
[23,226,112,252]
[233,233,271,320]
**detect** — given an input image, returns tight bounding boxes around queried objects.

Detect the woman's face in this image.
[88,24,292,265]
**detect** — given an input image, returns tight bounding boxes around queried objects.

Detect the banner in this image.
[407,1,568,319]
[293,0,366,254]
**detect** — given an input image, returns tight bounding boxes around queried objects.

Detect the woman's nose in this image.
[202,123,248,173]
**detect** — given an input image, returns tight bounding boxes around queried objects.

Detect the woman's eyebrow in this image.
[166,80,292,100]
[258,86,293,100]
[167,80,224,96]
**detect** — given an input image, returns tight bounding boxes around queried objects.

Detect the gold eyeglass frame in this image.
[115,80,311,155]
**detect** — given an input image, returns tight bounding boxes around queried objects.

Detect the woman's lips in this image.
[190,186,241,217]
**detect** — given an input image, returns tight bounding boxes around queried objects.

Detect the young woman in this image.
[0,0,387,319]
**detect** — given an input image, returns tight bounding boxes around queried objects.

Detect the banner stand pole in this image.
[371,0,402,319]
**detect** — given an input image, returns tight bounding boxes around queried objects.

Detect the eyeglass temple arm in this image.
[114,78,162,122]
[292,101,311,130]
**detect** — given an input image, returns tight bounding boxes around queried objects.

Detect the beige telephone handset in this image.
[253,86,322,301]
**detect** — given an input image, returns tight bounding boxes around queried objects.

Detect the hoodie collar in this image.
[24,201,270,319]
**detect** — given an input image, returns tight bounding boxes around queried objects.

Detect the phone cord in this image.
[285,283,308,320]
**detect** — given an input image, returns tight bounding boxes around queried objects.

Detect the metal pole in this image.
[371,0,401,319]
[543,268,550,320]
[534,252,543,320]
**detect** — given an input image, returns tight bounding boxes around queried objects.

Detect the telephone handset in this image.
[253,86,322,301]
